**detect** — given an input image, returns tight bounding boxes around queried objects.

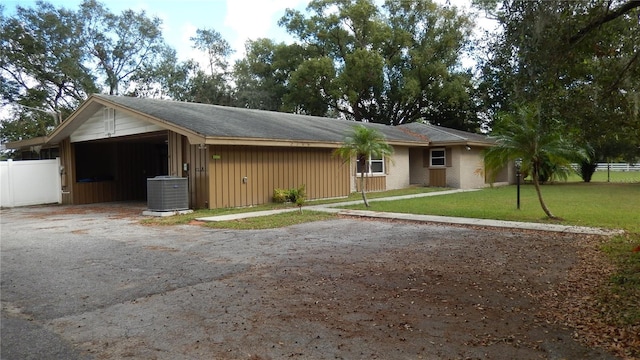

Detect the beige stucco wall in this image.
[457,147,487,189]
[346,146,411,192]
[446,147,461,188]
[359,145,492,191]
[409,148,428,185]
[403,145,489,189]
[386,147,411,190]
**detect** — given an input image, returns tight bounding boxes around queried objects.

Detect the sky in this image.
[4,0,310,65]
[4,0,490,67]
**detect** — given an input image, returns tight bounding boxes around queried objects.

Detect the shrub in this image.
[288,184,306,203]
[272,185,306,204]
[273,188,289,203]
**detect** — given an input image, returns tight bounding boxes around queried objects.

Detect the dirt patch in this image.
[143,245,180,253]
[8,202,146,219]
[222,230,616,360]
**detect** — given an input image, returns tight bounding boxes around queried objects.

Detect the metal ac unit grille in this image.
[147,176,189,211]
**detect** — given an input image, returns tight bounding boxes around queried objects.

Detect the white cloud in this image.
[224,0,306,60]
[178,22,203,63]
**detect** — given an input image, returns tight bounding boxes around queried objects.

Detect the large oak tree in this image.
[276,0,479,129]
[0,2,97,142]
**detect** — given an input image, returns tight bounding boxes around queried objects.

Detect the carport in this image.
[20,96,210,208]
[70,131,168,204]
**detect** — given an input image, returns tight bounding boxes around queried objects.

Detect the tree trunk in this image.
[532,167,557,219]
[579,160,597,182]
[360,172,369,207]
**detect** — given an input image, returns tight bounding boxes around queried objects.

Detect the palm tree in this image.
[484,105,582,219]
[334,125,394,207]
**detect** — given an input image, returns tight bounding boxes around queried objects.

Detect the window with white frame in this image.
[357,154,385,175]
[430,148,446,167]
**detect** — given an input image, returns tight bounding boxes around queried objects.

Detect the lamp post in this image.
[515,158,522,210]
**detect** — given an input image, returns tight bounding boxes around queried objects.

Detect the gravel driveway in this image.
[0,203,616,359]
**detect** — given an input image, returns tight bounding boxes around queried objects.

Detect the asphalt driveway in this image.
[0,203,615,359]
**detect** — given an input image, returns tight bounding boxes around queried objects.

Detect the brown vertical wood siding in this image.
[183,142,209,209]
[355,175,386,192]
[429,168,447,187]
[208,145,350,209]
[168,132,182,177]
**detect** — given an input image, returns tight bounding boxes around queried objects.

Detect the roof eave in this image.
[431,140,495,148]
[5,136,49,150]
[202,137,430,148]
[204,137,341,148]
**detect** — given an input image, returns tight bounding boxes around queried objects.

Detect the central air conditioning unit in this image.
[146,176,189,211]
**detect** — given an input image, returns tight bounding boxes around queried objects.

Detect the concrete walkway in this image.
[196,189,623,236]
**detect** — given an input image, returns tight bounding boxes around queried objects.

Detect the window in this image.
[430,148,446,167]
[357,154,385,175]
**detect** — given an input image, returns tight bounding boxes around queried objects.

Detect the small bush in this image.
[288,184,306,203]
[273,188,289,203]
[272,185,306,204]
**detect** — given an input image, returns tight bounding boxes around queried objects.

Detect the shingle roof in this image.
[10,94,494,150]
[400,122,494,145]
[95,94,425,145]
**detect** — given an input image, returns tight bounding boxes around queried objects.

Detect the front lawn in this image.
[565,169,640,183]
[141,186,446,227]
[345,183,640,232]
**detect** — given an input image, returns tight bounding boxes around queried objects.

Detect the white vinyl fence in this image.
[572,163,640,172]
[594,163,640,171]
[0,158,61,208]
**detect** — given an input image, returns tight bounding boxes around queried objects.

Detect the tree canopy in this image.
[0,1,96,141]
[278,0,479,128]
[477,0,640,166]
[2,0,639,166]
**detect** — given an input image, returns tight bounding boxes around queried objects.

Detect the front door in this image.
[429,168,446,187]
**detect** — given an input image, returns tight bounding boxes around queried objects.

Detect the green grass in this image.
[308,185,448,205]
[565,170,640,183]
[344,183,640,232]
[200,210,336,230]
[141,186,448,227]
[141,202,295,226]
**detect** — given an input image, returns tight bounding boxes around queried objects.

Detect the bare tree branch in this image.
[569,0,640,44]
[607,49,640,93]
